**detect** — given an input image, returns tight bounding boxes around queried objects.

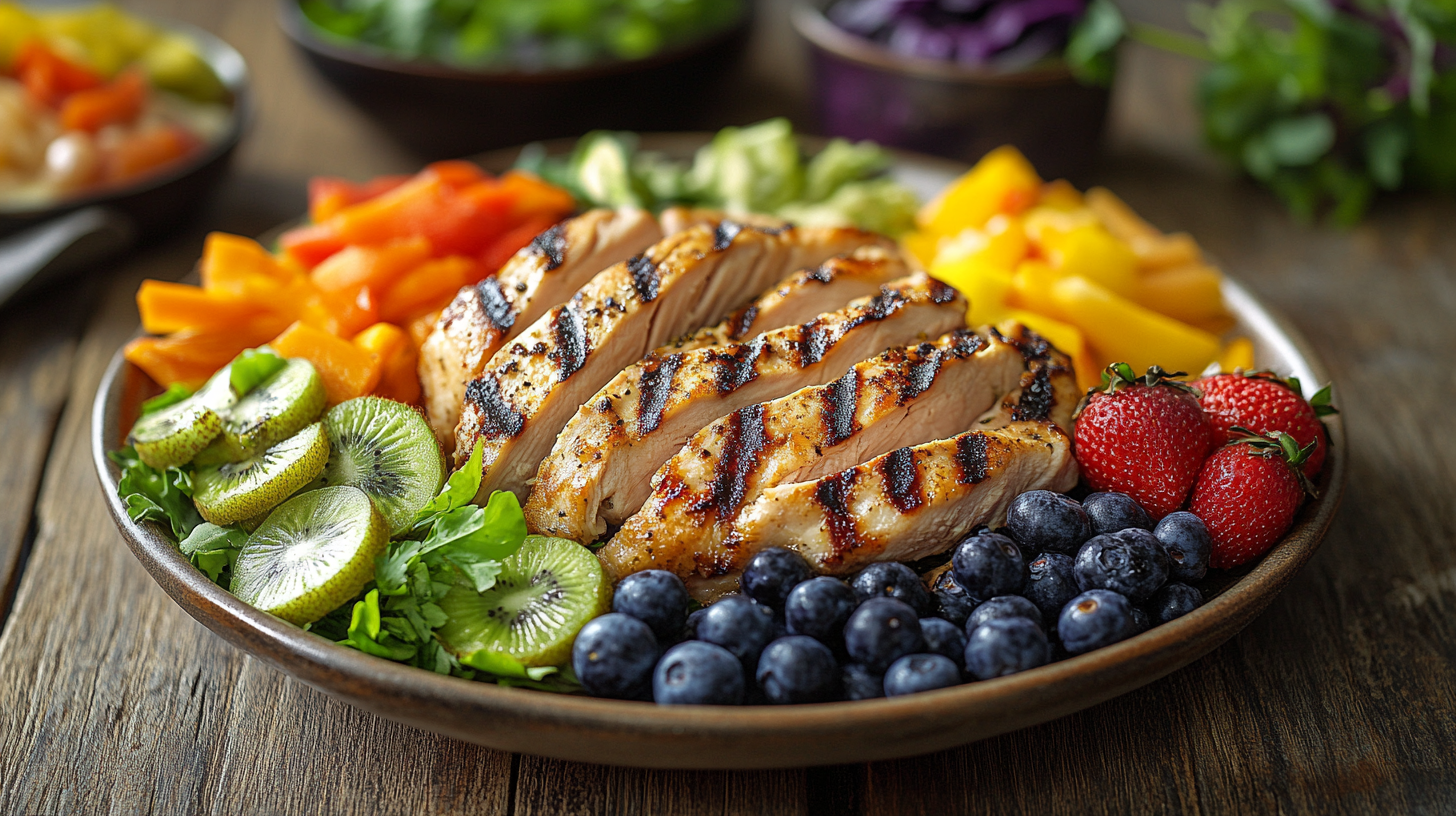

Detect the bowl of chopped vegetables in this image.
[792,0,1119,182]
[279,0,751,159]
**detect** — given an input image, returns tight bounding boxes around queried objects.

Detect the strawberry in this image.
[1073,363,1214,519]
[1189,429,1316,569]
[1195,370,1336,478]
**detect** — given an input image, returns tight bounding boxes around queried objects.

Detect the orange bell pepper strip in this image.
[136,279,289,336]
[353,323,421,404]
[278,222,347,269]
[12,40,102,107]
[271,321,382,405]
[379,255,474,324]
[299,284,379,338]
[124,323,281,390]
[60,69,146,132]
[309,236,432,294]
[497,169,576,221]
[199,232,301,299]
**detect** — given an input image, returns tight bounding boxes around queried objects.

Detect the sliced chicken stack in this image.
[420,213,1082,596]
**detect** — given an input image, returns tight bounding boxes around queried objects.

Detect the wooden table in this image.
[3,2,1454,813]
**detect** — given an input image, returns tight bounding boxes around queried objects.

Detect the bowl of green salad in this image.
[279,0,751,158]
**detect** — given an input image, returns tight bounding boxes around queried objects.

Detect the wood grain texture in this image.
[1,0,1454,814]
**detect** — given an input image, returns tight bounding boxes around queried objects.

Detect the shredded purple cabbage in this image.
[826,0,1089,68]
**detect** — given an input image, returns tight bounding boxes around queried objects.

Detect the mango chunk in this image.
[1041,224,1138,296]
[1131,264,1230,326]
[1050,276,1221,375]
[918,146,1041,236]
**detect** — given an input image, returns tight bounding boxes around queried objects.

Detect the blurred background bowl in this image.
[278,0,752,160]
[791,0,1110,183]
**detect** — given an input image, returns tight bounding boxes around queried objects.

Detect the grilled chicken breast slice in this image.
[597,327,1033,583]
[659,207,788,236]
[458,221,894,502]
[666,245,909,353]
[524,272,965,542]
[418,208,662,450]
[725,421,1077,588]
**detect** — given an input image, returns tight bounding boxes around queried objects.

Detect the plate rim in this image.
[87,149,1347,769]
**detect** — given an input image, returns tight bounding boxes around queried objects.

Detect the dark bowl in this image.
[792,1,1110,183]
[90,140,1345,769]
[0,20,248,239]
[278,1,752,159]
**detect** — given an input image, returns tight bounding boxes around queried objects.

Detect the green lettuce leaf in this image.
[109,447,202,542]
[178,522,247,583]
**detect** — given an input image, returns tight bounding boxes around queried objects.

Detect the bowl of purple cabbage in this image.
[792,0,1122,180]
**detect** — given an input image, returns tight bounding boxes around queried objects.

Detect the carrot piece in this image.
[424,160,488,189]
[199,232,302,304]
[353,323,420,404]
[136,279,284,335]
[104,123,197,183]
[309,236,432,294]
[271,321,381,405]
[478,215,560,280]
[308,174,411,223]
[326,166,514,257]
[13,40,102,107]
[300,284,379,338]
[60,69,146,132]
[278,222,347,269]
[124,325,277,390]
[498,169,577,221]
[379,256,474,324]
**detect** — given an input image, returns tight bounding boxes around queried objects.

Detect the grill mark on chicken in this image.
[814,469,859,561]
[713,220,744,251]
[710,338,766,393]
[725,306,761,342]
[880,446,923,512]
[636,353,684,434]
[627,255,660,303]
[464,375,525,438]
[956,434,989,484]
[528,224,567,269]
[927,278,958,304]
[699,404,767,519]
[822,369,860,446]
[1012,365,1054,421]
[548,306,587,380]
[475,278,516,334]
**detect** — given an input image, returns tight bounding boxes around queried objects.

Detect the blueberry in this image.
[1023,552,1080,621]
[653,641,745,705]
[929,570,976,626]
[964,617,1051,680]
[1130,606,1150,635]
[1154,511,1212,583]
[785,576,857,645]
[755,636,840,704]
[612,570,690,643]
[572,613,659,700]
[883,654,962,696]
[1005,490,1091,555]
[1083,492,1154,535]
[841,663,885,700]
[844,597,924,672]
[918,617,967,666]
[684,606,709,641]
[740,547,815,609]
[951,531,1026,600]
[696,595,776,668]
[1057,589,1136,655]
[1147,583,1203,625]
[1075,529,1170,601]
[965,595,1042,632]
[849,562,936,616]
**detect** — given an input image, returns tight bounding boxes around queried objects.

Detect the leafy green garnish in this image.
[1066,0,1125,87]
[178,522,247,583]
[140,384,193,416]
[229,347,286,396]
[109,447,202,542]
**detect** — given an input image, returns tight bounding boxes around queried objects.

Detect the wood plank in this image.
[514,757,805,816]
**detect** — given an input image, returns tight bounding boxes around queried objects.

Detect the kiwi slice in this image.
[319,396,444,536]
[211,358,327,463]
[230,485,388,626]
[435,536,610,668]
[194,422,330,525]
[129,398,224,469]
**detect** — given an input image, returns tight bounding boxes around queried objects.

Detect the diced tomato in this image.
[12,40,102,107]
[60,69,145,132]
